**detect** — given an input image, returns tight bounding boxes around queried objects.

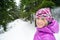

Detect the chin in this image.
[37,26,44,28]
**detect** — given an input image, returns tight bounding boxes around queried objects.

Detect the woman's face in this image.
[36,17,48,28]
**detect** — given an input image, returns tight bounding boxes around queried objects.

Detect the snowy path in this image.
[0,19,36,40]
[0,19,60,40]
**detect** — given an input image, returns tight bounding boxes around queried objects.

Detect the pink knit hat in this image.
[36,8,53,22]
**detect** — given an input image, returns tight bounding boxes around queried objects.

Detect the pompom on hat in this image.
[35,8,53,22]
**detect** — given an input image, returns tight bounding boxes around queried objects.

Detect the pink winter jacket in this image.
[33,19,59,40]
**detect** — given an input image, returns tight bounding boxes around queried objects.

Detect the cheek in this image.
[36,20,45,26]
[44,20,48,25]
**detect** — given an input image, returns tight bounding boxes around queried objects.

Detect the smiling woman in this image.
[34,8,59,40]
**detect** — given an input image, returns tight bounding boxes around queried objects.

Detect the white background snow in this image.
[0,19,36,40]
[0,19,60,40]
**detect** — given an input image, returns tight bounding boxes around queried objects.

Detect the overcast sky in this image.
[15,0,20,6]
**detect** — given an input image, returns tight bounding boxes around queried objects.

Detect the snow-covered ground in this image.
[0,19,60,40]
[0,19,36,40]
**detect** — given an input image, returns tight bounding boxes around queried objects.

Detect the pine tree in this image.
[0,0,19,31]
[20,0,55,23]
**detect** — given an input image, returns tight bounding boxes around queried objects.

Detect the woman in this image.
[34,8,59,40]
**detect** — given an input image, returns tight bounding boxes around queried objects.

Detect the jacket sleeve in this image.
[42,34,55,40]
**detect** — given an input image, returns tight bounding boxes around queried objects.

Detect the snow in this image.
[0,19,60,40]
[54,22,60,40]
[0,19,36,40]
[15,0,20,6]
